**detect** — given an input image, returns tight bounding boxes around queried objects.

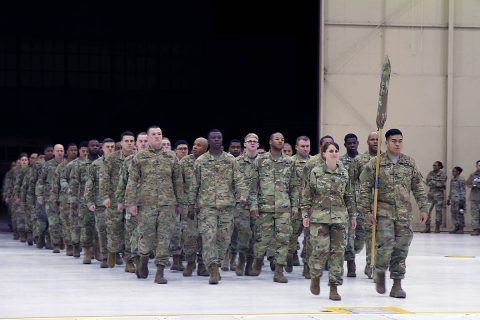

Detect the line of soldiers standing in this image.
[2,126,480,301]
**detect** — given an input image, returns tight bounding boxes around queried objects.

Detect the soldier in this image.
[126,126,184,284]
[162,137,172,151]
[348,132,378,278]
[115,132,148,273]
[358,129,429,299]
[179,137,209,277]
[63,141,88,257]
[100,131,135,267]
[234,133,260,276]
[174,140,189,160]
[12,154,30,242]
[50,143,78,255]
[447,166,466,234]
[249,132,299,283]
[424,161,447,233]
[228,139,242,157]
[85,138,116,268]
[301,142,357,300]
[70,140,101,263]
[37,144,65,253]
[282,143,293,157]
[188,129,247,285]
[466,160,480,236]
[286,136,311,276]
[304,135,335,177]
[19,153,39,245]
[2,161,17,235]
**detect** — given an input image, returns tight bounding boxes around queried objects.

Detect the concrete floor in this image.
[0,227,479,320]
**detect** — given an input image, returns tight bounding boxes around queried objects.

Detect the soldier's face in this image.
[175,144,189,159]
[322,144,339,161]
[452,169,459,177]
[88,140,100,156]
[319,137,334,150]
[67,146,78,160]
[192,139,208,157]
[270,133,284,151]
[476,163,480,171]
[367,133,378,152]
[54,145,65,161]
[282,144,293,156]
[79,147,88,159]
[244,138,259,152]
[121,135,135,153]
[228,142,242,157]
[102,142,115,156]
[148,128,163,149]
[433,163,440,171]
[44,147,54,161]
[295,139,310,158]
[345,138,359,153]
[386,135,403,156]
[257,148,266,155]
[161,138,171,150]
[29,153,38,165]
[136,134,148,151]
[208,132,223,150]
[19,156,29,167]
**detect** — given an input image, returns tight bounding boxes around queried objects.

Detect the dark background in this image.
[0,1,319,170]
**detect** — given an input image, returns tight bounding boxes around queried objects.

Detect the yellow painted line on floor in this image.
[445,256,475,258]
[324,306,413,314]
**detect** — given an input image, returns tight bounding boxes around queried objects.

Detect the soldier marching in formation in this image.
[3,126,479,301]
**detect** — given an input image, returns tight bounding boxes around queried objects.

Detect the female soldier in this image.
[301,142,357,300]
[424,161,447,233]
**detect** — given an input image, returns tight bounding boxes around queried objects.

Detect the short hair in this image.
[120,131,135,140]
[43,144,54,151]
[147,126,161,134]
[476,160,480,165]
[258,144,266,150]
[19,152,28,159]
[79,141,89,148]
[319,135,334,146]
[229,139,241,146]
[66,143,77,149]
[244,133,259,142]
[434,161,444,169]
[284,142,292,148]
[344,133,358,143]
[453,166,463,174]
[103,138,115,144]
[385,129,403,140]
[136,132,147,139]
[207,129,222,138]
[296,135,310,145]
[174,140,188,149]
[321,141,340,154]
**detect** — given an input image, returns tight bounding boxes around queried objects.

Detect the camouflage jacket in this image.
[466,170,480,201]
[236,153,259,207]
[114,153,135,205]
[188,151,247,209]
[27,159,45,205]
[349,151,374,191]
[2,168,16,201]
[99,150,130,204]
[36,159,63,203]
[126,147,185,207]
[448,176,466,203]
[84,157,105,208]
[50,159,71,204]
[358,153,430,222]
[12,167,28,200]
[179,154,196,206]
[426,170,447,198]
[339,153,357,172]
[60,158,78,198]
[69,157,94,204]
[250,152,299,213]
[20,167,34,204]
[301,161,356,223]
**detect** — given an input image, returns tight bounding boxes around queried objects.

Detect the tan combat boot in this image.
[66,245,74,256]
[230,252,237,271]
[154,265,167,284]
[235,252,246,276]
[197,262,210,276]
[125,258,136,273]
[375,270,386,294]
[347,260,356,277]
[292,251,300,266]
[52,244,61,254]
[329,285,341,301]
[26,232,33,246]
[208,263,221,285]
[136,254,150,279]
[100,259,108,268]
[83,247,92,264]
[273,264,288,283]
[310,276,320,295]
[107,252,116,268]
[434,224,441,233]
[171,255,184,271]
[456,226,464,234]
[221,251,230,271]
[73,244,81,258]
[183,260,196,277]
[390,279,406,298]
[249,258,263,276]
[244,257,254,276]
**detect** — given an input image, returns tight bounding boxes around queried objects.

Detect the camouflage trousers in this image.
[364,220,373,266]
[450,200,465,228]
[70,204,81,246]
[254,211,292,266]
[46,203,63,246]
[59,196,72,245]
[14,203,26,234]
[10,203,18,233]
[137,205,176,267]
[124,212,138,261]
[234,206,255,257]
[375,217,413,280]
[344,218,356,262]
[471,200,480,230]
[106,206,125,253]
[181,208,202,261]
[36,203,49,238]
[427,193,445,226]
[25,204,34,234]
[94,206,108,259]
[80,204,96,247]
[169,214,183,256]
[309,223,346,286]
[198,206,234,268]
[301,226,311,264]
[288,213,302,255]
[354,215,366,254]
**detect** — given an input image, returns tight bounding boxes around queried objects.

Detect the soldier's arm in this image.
[115,162,128,205]
[344,175,358,219]
[84,165,95,208]
[35,165,47,203]
[172,157,186,206]
[289,164,300,215]
[466,174,475,188]
[12,172,23,200]
[69,164,80,204]
[99,157,112,202]
[60,164,71,193]
[411,165,430,213]
[232,160,248,203]
[300,171,312,218]
[459,177,467,200]
[49,166,61,204]
[249,160,260,213]
[187,161,201,207]
[125,157,140,208]
[358,160,375,215]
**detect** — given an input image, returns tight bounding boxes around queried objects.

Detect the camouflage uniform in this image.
[426,170,447,227]
[70,158,95,247]
[358,153,430,280]
[29,160,47,242]
[301,161,356,285]
[12,167,29,238]
[339,154,357,263]
[188,151,247,268]
[84,156,108,259]
[448,175,466,228]
[62,159,80,247]
[2,168,16,234]
[466,170,480,231]
[349,151,374,265]
[250,152,299,266]
[21,166,36,238]
[50,159,74,248]
[99,150,128,254]
[125,147,184,267]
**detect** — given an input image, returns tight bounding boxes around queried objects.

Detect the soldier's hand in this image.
[291,210,298,218]
[351,218,357,230]
[419,212,428,223]
[129,206,138,216]
[103,198,111,208]
[368,213,376,225]
[250,209,259,218]
[303,217,310,228]
[117,203,124,212]
[88,204,96,212]
[176,205,183,216]
[239,198,247,208]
